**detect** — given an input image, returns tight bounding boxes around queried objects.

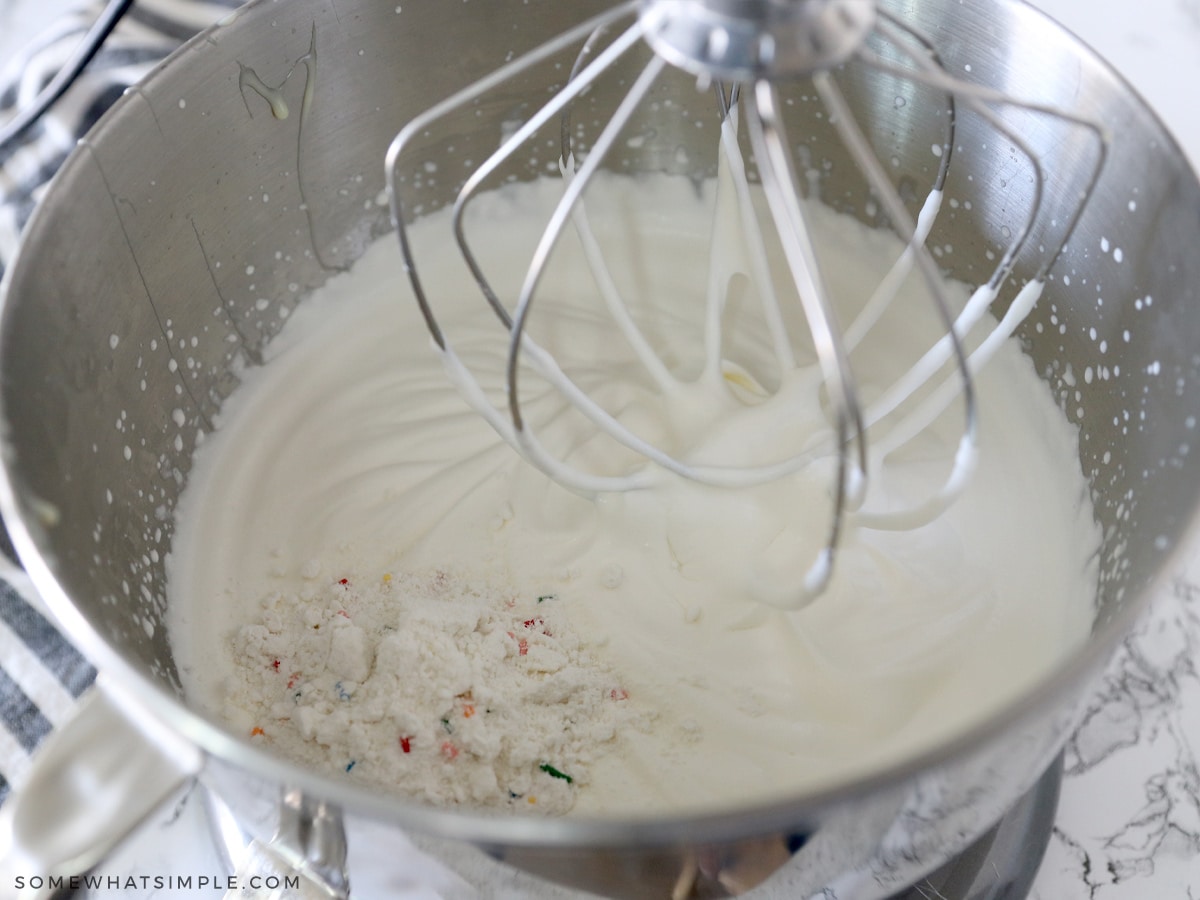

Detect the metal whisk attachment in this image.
[385,0,1107,606]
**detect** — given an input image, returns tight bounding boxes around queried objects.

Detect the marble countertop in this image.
[0,0,1198,898]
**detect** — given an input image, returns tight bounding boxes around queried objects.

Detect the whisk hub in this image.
[638,0,877,79]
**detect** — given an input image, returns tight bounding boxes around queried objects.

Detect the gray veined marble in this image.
[1032,573,1200,899]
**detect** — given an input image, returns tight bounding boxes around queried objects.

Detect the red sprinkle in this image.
[609,688,629,701]
[287,672,301,690]
[271,659,281,671]
[399,736,412,754]
[506,631,529,656]
[337,578,349,587]
[440,741,459,760]
[336,609,350,619]
[522,616,551,637]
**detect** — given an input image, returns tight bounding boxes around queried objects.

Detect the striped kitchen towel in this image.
[0,0,236,805]
[0,565,95,805]
[0,0,237,276]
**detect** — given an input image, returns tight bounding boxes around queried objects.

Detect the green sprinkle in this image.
[441,718,453,734]
[345,760,356,773]
[539,763,573,784]
[537,594,557,603]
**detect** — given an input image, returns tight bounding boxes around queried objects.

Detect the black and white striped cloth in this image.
[0,0,237,807]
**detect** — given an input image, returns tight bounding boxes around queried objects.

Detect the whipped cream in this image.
[167,172,1098,816]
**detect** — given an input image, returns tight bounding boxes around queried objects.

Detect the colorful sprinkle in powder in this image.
[539,763,573,784]
[225,567,649,815]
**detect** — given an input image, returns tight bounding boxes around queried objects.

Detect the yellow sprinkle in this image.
[723,369,756,391]
[527,796,537,805]
[720,361,768,397]
[382,573,392,583]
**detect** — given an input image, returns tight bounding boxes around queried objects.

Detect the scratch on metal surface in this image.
[188,217,264,367]
[80,140,215,434]
[124,85,166,137]
[236,23,346,273]
[909,881,950,900]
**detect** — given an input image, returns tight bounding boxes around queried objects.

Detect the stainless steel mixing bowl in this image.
[1,0,1199,897]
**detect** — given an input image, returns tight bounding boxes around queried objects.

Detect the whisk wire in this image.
[870,11,1109,280]
[506,54,669,451]
[839,15,956,352]
[813,69,978,528]
[452,21,649,335]
[503,47,847,495]
[712,84,797,370]
[444,19,872,494]
[747,78,869,599]
[385,1,640,348]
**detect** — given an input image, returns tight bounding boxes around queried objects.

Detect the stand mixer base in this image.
[890,755,1062,900]
[201,756,1062,900]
